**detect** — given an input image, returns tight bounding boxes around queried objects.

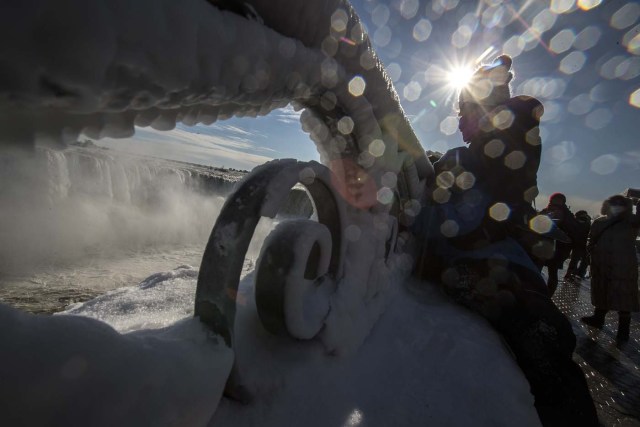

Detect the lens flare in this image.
[447,66,474,89]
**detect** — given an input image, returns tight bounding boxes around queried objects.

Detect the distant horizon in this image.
[91,131,637,220]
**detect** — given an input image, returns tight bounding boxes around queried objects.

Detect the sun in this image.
[447,66,474,90]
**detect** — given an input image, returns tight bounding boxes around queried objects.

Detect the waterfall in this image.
[0,144,241,275]
[34,145,241,208]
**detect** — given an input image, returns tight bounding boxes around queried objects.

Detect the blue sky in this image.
[99,0,640,215]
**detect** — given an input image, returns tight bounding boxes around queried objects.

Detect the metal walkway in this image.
[553,278,640,427]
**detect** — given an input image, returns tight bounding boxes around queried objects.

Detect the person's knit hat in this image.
[459,55,513,107]
[549,192,567,205]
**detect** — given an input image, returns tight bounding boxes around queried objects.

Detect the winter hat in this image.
[459,55,513,108]
[549,192,566,205]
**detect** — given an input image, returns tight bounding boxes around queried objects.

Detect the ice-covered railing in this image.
[0,0,432,206]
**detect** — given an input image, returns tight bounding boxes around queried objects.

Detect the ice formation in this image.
[0,0,432,190]
[51,268,540,426]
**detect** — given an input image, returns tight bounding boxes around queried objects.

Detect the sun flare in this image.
[447,67,474,89]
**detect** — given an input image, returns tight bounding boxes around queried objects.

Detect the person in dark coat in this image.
[539,193,579,296]
[414,55,598,427]
[581,195,640,342]
[564,210,592,281]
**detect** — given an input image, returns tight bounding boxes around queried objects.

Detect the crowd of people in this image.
[412,54,639,426]
[539,192,640,342]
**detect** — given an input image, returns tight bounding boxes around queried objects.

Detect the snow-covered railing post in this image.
[195,160,347,345]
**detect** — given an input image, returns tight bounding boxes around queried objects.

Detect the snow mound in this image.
[0,301,232,427]
[51,267,540,426]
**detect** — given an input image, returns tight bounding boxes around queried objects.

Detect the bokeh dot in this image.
[440,220,460,237]
[492,109,515,130]
[360,51,376,70]
[373,26,392,47]
[585,108,613,130]
[359,151,376,169]
[550,29,576,54]
[525,128,542,146]
[456,172,476,190]
[559,51,587,75]
[413,19,433,42]
[590,154,619,175]
[630,88,640,108]
[530,215,553,234]
[568,94,594,115]
[400,0,420,19]
[437,171,455,189]
[573,26,601,50]
[548,141,576,165]
[489,203,511,222]
[348,76,366,97]
[577,0,602,11]
[404,199,422,217]
[600,56,627,80]
[550,0,576,14]
[485,139,505,158]
[611,2,640,29]
[403,81,422,101]
[440,116,459,136]
[386,63,402,82]
[371,5,390,27]
[377,187,394,205]
[337,116,354,135]
[432,187,451,204]
[617,57,640,80]
[532,9,557,34]
[504,151,526,170]
[368,139,386,157]
[503,35,524,58]
[331,9,348,34]
[627,31,640,55]
[381,171,397,188]
[451,25,473,48]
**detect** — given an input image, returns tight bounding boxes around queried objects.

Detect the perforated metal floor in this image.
[552,277,640,427]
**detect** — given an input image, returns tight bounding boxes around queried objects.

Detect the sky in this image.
[97,0,640,216]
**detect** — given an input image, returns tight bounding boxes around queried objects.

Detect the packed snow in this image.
[0,299,233,427]
[1,263,541,426]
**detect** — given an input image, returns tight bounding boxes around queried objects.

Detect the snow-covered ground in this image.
[0,260,542,426]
